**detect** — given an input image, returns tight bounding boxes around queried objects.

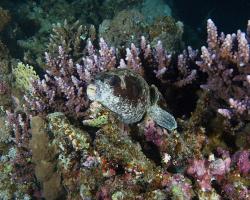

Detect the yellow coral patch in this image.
[13,62,39,92]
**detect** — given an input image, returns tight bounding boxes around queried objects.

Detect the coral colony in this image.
[0,2,249,199]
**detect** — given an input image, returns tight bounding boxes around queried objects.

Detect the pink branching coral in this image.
[6,111,37,193]
[26,36,198,121]
[196,19,250,121]
[25,46,88,118]
[141,36,198,87]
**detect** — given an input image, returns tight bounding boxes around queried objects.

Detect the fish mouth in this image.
[87,84,97,100]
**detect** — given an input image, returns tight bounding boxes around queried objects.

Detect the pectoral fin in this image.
[148,105,177,131]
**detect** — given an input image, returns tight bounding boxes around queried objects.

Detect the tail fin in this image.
[148,105,177,131]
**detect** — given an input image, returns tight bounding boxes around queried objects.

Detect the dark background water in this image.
[1,0,250,49]
[168,0,250,46]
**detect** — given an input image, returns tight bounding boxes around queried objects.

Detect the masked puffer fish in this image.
[86,68,177,131]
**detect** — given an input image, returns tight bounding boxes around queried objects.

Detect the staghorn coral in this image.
[197,19,250,124]
[47,20,96,63]
[140,36,199,89]
[25,46,90,119]
[2,110,39,199]
[5,111,33,181]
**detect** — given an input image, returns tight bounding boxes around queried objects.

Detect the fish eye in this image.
[109,75,120,86]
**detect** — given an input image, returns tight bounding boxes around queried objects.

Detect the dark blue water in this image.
[1,0,250,48]
[169,0,250,46]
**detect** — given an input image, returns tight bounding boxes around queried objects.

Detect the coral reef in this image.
[0,0,249,197]
[17,19,249,199]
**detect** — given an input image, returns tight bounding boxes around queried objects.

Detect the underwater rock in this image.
[95,122,163,190]
[48,112,91,152]
[149,16,184,52]
[30,116,55,163]
[43,172,63,200]
[30,115,63,199]
[162,173,194,200]
[140,0,172,24]
[99,9,147,48]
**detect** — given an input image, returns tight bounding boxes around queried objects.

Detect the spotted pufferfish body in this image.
[87,68,177,131]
